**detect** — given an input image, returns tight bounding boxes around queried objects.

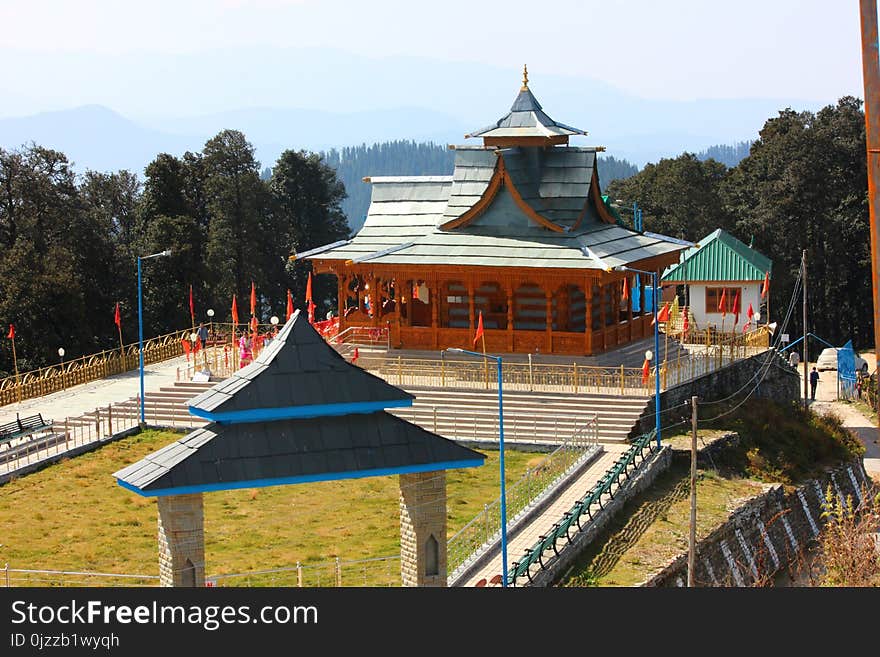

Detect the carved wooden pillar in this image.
[337,272,347,333]
[431,278,440,350]
[467,278,475,335]
[370,274,378,327]
[545,285,553,353]
[584,277,592,355]
[506,281,515,352]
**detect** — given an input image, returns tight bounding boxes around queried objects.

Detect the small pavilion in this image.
[662,228,772,335]
[301,67,688,355]
[113,310,484,587]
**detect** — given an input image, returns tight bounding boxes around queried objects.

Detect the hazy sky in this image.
[0,0,869,103]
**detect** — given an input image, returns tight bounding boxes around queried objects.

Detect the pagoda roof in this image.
[187,310,413,422]
[114,412,484,497]
[466,68,586,141]
[662,229,771,283]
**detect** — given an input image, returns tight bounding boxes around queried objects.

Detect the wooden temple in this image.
[303,68,688,356]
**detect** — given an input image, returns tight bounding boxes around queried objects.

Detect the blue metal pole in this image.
[497,356,508,587]
[138,256,145,426]
[653,272,661,448]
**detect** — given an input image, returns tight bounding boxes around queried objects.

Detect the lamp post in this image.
[137,249,171,426]
[58,347,65,390]
[613,265,661,449]
[446,346,508,587]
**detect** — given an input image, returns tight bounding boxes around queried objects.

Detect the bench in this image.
[0,413,53,446]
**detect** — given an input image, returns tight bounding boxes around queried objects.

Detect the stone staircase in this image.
[390,386,649,445]
[92,378,648,447]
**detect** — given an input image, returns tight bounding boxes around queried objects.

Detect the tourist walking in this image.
[810,366,820,401]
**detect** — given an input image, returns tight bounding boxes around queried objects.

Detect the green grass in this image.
[0,430,533,580]
[564,399,864,587]
[563,465,764,586]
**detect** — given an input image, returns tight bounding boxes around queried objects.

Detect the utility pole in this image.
[802,250,809,410]
[859,0,880,421]
[688,395,698,587]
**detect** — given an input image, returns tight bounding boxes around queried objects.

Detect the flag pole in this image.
[11,333,20,403]
[482,332,488,390]
[117,316,125,367]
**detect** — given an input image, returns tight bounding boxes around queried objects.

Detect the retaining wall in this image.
[641,458,872,586]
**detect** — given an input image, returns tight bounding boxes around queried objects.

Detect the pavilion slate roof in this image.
[465,85,587,140]
[187,310,413,418]
[662,229,771,283]
[114,412,485,496]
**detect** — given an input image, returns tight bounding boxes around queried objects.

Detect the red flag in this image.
[654,302,670,324]
[189,285,195,325]
[286,289,294,322]
[352,347,360,364]
[732,289,740,325]
[682,313,689,335]
[746,302,754,322]
[231,295,239,325]
[6,324,14,340]
[473,310,485,346]
[718,289,727,317]
[250,316,258,333]
[621,276,629,302]
[306,272,315,324]
[250,281,257,317]
[761,271,770,299]
[114,302,121,328]
[641,358,650,384]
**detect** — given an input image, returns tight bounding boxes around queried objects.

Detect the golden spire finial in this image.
[521,64,529,90]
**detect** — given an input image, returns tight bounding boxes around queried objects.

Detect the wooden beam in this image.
[439,156,504,231]
[482,135,568,147]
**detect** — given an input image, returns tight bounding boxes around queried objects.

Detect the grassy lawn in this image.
[563,465,765,586]
[0,429,535,583]
[564,400,864,587]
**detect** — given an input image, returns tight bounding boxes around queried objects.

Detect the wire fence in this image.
[447,421,599,580]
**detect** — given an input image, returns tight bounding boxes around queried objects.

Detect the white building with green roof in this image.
[662,229,772,334]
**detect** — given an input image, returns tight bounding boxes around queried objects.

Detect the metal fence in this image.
[206,555,401,588]
[1,565,160,587]
[447,420,599,580]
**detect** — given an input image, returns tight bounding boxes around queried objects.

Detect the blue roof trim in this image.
[116,458,486,498]
[189,398,413,424]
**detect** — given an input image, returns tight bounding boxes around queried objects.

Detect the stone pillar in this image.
[157,493,205,587]
[399,471,447,587]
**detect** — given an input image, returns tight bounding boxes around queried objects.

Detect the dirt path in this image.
[803,360,880,481]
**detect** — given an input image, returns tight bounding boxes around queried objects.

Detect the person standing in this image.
[810,366,820,401]
[788,350,800,369]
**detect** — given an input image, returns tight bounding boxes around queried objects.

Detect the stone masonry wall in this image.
[399,471,447,587]
[642,458,872,586]
[157,493,206,587]
[635,351,800,438]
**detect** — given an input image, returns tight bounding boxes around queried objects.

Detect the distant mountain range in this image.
[0,46,826,175]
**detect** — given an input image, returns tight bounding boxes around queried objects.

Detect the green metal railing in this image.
[447,419,599,579]
[507,431,657,586]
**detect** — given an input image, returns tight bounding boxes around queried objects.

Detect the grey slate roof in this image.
[113,412,485,495]
[187,310,412,415]
[356,219,683,270]
[443,147,496,222]
[306,176,452,263]
[466,87,587,140]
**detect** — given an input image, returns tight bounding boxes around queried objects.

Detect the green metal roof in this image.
[662,229,771,282]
